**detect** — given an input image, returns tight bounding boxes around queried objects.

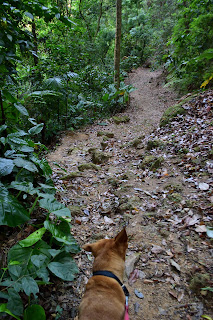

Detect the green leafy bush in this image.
[0,95,79,318]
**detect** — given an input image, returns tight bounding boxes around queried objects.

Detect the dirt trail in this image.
[47,68,212,320]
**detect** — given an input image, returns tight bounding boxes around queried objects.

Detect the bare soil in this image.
[47,68,213,320]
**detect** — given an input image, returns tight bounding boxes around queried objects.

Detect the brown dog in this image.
[79,229,128,320]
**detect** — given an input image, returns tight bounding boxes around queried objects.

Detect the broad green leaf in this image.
[48,249,61,258]
[24,304,46,320]
[36,267,49,283]
[0,304,21,320]
[2,90,16,103]
[31,254,48,268]
[39,196,71,217]
[17,145,34,153]
[21,276,39,297]
[9,136,28,145]
[7,130,28,138]
[14,103,29,116]
[0,186,29,227]
[30,155,52,176]
[0,279,22,292]
[8,265,22,278]
[8,241,51,279]
[7,288,23,316]
[24,11,34,20]
[0,158,14,176]
[48,254,78,281]
[13,157,38,172]
[44,220,76,246]
[38,183,56,194]
[19,228,46,247]
[0,124,7,133]
[10,181,39,195]
[28,123,44,135]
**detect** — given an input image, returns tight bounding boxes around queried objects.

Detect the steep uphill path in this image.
[47,68,212,320]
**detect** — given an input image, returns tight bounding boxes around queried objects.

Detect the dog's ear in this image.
[115,228,128,245]
[82,240,106,257]
[82,243,93,252]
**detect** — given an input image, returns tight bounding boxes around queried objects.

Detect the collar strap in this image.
[93,270,129,297]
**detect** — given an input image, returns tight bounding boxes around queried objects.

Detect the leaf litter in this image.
[47,69,213,319]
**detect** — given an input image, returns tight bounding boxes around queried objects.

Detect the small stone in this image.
[125,253,140,277]
[134,302,140,314]
[134,289,144,299]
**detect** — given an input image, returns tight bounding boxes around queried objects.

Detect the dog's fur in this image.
[79,229,128,320]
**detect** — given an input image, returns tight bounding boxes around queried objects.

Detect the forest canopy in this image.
[1,0,212,140]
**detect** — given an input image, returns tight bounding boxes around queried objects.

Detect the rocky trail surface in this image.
[47,68,213,320]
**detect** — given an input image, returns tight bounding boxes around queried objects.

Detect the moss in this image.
[130,137,143,148]
[101,141,108,150]
[118,202,134,213]
[61,171,83,179]
[108,177,120,188]
[78,163,99,171]
[165,184,183,192]
[167,192,182,203]
[67,147,74,155]
[139,155,164,170]
[68,205,82,217]
[97,131,114,138]
[113,115,130,124]
[102,136,109,142]
[89,149,110,164]
[193,146,200,152]
[146,139,164,150]
[208,149,213,159]
[178,148,189,154]
[160,103,187,127]
[189,273,210,293]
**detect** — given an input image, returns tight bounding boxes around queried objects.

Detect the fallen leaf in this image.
[177,291,184,302]
[169,291,177,299]
[195,225,207,233]
[151,245,164,254]
[187,244,195,252]
[103,216,114,224]
[143,279,154,284]
[185,214,200,226]
[170,259,181,272]
[129,269,139,285]
[199,182,209,191]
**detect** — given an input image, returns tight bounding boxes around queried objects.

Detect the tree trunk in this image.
[32,19,38,66]
[114,0,122,90]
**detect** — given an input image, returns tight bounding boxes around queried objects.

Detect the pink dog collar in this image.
[124,296,129,320]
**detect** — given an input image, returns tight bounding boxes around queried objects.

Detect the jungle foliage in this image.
[0,0,212,318]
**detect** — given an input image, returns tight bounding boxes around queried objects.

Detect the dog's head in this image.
[83,229,128,268]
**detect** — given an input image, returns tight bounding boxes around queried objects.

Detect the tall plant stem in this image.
[0,90,6,125]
